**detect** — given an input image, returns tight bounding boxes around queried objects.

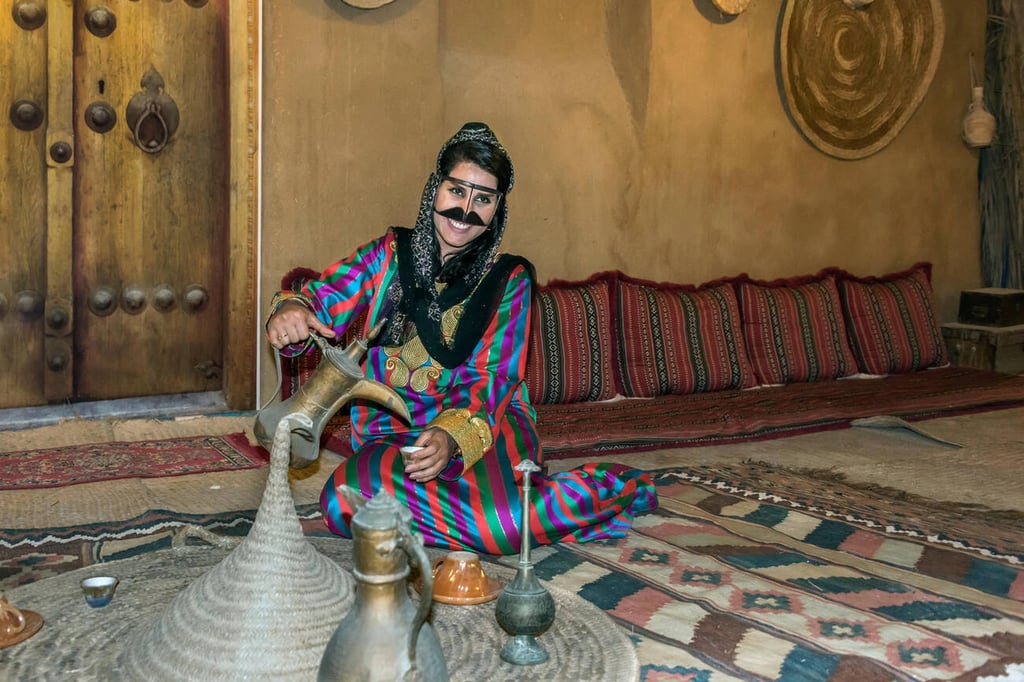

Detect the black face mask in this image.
[434,205,489,227]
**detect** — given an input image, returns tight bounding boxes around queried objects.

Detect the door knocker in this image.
[125,66,179,154]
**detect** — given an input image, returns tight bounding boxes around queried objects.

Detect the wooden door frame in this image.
[222,0,260,410]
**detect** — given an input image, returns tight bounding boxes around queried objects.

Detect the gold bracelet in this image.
[428,408,491,470]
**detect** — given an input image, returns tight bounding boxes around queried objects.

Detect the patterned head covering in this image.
[408,122,514,321]
[381,123,517,353]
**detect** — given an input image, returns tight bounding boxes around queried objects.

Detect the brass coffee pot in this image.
[319,490,449,682]
[255,324,410,468]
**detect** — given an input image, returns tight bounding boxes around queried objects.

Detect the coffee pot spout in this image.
[255,330,411,468]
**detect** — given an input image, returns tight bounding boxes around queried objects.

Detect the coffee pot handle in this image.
[401,527,434,672]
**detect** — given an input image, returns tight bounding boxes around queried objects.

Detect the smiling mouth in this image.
[444,217,479,232]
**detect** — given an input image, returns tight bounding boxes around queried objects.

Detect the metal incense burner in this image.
[494,460,556,665]
[319,490,449,682]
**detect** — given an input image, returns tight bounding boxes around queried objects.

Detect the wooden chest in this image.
[958,288,1024,327]
[941,322,1024,375]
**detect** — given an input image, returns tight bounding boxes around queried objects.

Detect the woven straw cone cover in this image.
[780,0,945,159]
[117,420,355,681]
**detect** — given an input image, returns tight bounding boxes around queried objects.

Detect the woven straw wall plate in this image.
[779,0,945,160]
[341,0,394,7]
[712,0,752,14]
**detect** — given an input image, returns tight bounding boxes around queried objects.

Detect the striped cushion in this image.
[738,274,859,385]
[614,276,756,396]
[525,275,619,404]
[837,262,947,375]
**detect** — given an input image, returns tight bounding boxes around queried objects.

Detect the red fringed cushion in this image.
[737,273,859,385]
[614,275,756,397]
[837,262,947,375]
[525,274,619,404]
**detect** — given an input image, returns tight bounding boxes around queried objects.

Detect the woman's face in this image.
[433,161,501,262]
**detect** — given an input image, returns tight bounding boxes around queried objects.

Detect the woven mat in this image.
[1,538,638,682]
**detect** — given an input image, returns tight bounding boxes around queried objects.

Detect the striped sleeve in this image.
[302,233,391,337]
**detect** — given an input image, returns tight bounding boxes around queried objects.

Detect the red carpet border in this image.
[319,367,1024,459]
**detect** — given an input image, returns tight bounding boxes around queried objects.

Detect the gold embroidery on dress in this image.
[383,257,501,386]
[440,304,463,346]
[384,335,442,391]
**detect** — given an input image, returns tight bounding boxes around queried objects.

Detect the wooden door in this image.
[1,0,235,408]
[1,0,48,408]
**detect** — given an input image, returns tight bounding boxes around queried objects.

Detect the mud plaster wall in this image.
[259,0,987,398]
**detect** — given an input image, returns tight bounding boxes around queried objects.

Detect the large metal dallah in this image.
[255,323,411,468]
[319,489,449,681]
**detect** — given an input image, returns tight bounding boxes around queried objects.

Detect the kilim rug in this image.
[0,433,268,490]
[523,463,1024,681]
[4,464,1024,681]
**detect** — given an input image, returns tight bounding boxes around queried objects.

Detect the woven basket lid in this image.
[780,0,945,159]
[117,419,355,681]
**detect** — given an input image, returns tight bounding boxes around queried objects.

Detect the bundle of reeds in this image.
[979,0,1024,288]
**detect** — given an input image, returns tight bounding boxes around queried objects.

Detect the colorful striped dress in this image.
[288,229,657,555]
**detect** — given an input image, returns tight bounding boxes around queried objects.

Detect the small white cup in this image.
[81,576,119,608]
[400,445,424,466]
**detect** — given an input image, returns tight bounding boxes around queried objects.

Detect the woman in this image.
[266,122,657,554]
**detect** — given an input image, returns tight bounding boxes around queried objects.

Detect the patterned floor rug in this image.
[522,464,1024,681]
[3,463,1023,681]
[0,433,267,490]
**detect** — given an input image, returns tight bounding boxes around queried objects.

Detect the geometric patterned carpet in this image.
[3,462,1023,681]
[526,465,1024,681]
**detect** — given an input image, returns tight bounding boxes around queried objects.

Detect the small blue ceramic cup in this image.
[81,576,119,608]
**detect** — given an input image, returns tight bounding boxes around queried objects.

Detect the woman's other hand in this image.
[266,300,336,349]
[404,428,457,483]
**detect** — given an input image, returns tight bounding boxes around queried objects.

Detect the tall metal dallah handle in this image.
[400,526,434,674]
[125,66,180,154]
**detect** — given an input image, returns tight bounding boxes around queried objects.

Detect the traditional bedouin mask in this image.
[433,175,502,227]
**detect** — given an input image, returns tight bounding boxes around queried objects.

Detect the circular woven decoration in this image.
[780,0,945,159]
[712,0,752,15]
[341,0,394,7]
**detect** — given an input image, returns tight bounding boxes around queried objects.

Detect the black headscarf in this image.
[379,122,533,369]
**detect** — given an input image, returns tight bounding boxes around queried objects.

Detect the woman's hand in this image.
[404,428,458,483]
[266,300,336,349]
